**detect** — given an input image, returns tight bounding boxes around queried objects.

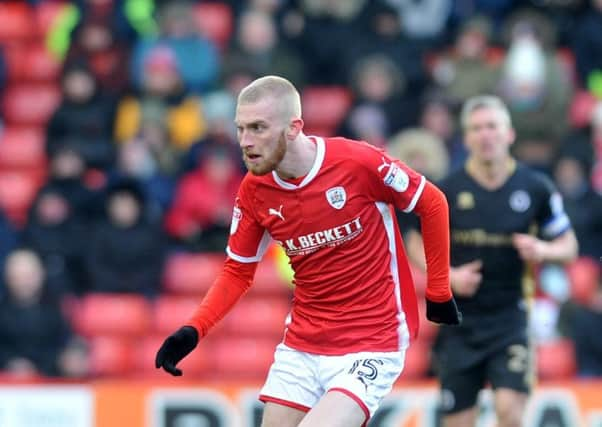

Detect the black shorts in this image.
[432,326,533,414]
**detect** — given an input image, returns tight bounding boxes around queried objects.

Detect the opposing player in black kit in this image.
[405,95,578,427]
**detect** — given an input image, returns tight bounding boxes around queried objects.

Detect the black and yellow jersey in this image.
[439,162,571,318]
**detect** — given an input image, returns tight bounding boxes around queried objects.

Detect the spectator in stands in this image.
[552,149,602,259]
[48,0,153,94]
[182,90,242,172]
[497,8,573,166]
[47,61,117,171]
[48,0,154,58]
[419,93,467,171]
[383,0,453,49]
[572,0,602,93]
[431,15,500,107]
[281,0,369,84]
[115,44,206,152]
[562,259,602,377]
[41,147,104,220]
[387,128,450,183]
[64,17,132,96]
[448,0,515,34]
[113,124,179,218]
[165,144,243,252]
[223,9,306,88]
[345,1,428,95]
[85,179,166,296]
[21,147,103,296]
[0,209,17,299]
[0,249,88,378]
[22,186,88,297]
[340,54,417,143]
[130,0,220,94]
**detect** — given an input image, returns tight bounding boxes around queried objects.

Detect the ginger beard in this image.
[243,131,287,176]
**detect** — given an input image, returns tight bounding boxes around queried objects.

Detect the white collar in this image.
[272,136,325,189]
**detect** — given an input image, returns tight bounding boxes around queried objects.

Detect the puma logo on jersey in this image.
[268,205,285,221]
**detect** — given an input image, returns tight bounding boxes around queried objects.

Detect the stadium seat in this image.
[162,252,225,295]
[153,295,201,335]
[566,257,600,306]
[2,83,61,126]
[569,90,597,128]
[537,339,577,380]
[0,170,44,226]
[34,1,69,39]
[88,336,134,377]
[0,3,33,43]
[193,2,233,51]
[4,43,62,82]
[208,336,279,380]
[21,43,62,82]
[73,293,152,338]
[221,296,290,338]
[0,126,46,170]
[135,335,210,378]
[301,86,353,136]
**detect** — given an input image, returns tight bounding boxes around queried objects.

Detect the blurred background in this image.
[0,0,599,426]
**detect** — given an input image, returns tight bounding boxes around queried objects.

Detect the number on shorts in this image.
[348,359,384,381]
[507,344,529,373]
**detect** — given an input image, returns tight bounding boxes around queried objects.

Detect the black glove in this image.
[155,326,199,376]
[426,298,462,325]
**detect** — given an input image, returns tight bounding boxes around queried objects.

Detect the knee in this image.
[496,401,523,427]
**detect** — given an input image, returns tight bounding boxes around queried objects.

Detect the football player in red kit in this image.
[156,75,461,427]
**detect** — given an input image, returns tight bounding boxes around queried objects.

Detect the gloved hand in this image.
[155,326,199,376]
[426,298,462,325]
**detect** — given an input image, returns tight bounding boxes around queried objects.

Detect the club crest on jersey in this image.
[509,190,531,212]
[457,191,475,210]
[326,186,347,209]
[230,205,242,235]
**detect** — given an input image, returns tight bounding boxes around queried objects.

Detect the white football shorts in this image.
[259,343,405,420]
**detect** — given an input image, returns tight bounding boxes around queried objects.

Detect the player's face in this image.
[235,99,288,176]
[464,107,515,164]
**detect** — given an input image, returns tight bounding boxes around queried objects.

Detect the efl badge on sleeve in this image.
[230,204,242,235]
[381,161,409,193]
[326,186,347,210]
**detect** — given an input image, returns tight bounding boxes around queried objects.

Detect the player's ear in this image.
[287,118,304,139]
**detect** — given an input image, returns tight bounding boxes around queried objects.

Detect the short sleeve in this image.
[226,179,272,263]
[360,144,426,213]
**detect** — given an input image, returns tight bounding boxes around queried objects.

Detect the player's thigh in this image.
[259,344,323,413]
[321,350,405,421]
[261,402,306,427]
[298,390,366,427]
[487,339,533,396]
[433,335,486,414]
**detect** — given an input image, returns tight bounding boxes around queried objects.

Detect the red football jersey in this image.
[227,137,426,354]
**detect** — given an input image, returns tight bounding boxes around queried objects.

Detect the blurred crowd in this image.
[0,0,600,381]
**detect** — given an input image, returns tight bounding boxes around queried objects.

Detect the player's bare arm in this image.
[512,229,578,264]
